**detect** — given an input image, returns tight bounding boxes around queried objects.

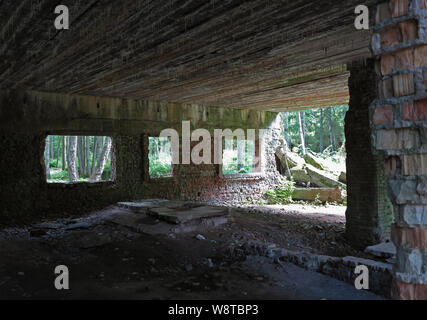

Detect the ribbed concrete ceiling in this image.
[0,0,374,111]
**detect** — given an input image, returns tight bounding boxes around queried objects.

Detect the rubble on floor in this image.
[113,199,229,235]
[0,201,388,299]
[365,241,396,259]
[275,145,347,203]
[240,241,392,297]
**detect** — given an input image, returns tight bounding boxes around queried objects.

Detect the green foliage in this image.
[101,162,112,180]
[283,105,348,154]
[46,135,112,183]
[222,158,253,175]
[148,137,173,178]
[222,140,255,175]
[49,159,58,168]
[313,194,323,206]
[265,180,296,204]
[149,159,172,179]
[49,170,69,182]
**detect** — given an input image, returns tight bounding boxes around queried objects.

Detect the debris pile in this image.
[275,143,347,203]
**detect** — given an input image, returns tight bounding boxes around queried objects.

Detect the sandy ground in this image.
[0,203,383,300]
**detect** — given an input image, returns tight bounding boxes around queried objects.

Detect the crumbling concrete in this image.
[365,241,397,258]
[237,241,393,298]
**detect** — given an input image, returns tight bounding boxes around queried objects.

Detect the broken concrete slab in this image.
[305,164,345,189]
[64,221,93,231]
[32,222,64,230]
[289,167,311,183]
[275,146,305,170]
[148,205,228,225]
[240,241,393,298]
[275,148,347,192]
[292,187,343,203]
[107,210,228,236]
[365,242,396,259]
[109,200,229,235]
[304,153,325,170]
[117,199,169,213]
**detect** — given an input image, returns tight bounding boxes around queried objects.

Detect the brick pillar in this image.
[372,0,427,299]
[345,60,394,248]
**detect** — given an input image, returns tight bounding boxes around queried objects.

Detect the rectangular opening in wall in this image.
[44,135,114,183]
[149,137,173,179]
[278,106,348,206]
[222,139,258,175]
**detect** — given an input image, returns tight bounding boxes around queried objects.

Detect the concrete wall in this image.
[0,90,284,224]
[371,0,427,299]
[345,59,394,248]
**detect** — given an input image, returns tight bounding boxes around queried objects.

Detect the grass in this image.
[265,180,296,205]
[47,161,112,183]
[149,159,172,179]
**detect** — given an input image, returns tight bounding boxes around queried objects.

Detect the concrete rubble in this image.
[112,199,229,235]
[365,241,397,259]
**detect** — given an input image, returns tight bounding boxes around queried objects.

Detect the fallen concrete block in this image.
[304,153,325,170]
[275,147,305,169]
[365,241,396,258]
[305,164,346,189]
[292,187,343,203]
[289,167,311,183]
[149,206,228,224]
[117,199,168,213]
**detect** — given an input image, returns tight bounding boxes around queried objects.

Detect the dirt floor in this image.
[0,202,384,300]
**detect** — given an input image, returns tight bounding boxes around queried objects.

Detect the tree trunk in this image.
[331,107,338,147]
[90,137,112,181]
[161,138,167,153]
[319,109,324,153]
[62,136,66,170]
[77,137,83,176]
[237,140,245,171]
[110,143,116,181]
[50,136,54,159]
[301,111,306,142]
[298,111,306,155]
[67,136,79,182]
[86,136,91,177]
[283,112,290,147]
[56,136,61,167]
[91,136,101,175]
[45,137,51,179]
[327,108,335,152]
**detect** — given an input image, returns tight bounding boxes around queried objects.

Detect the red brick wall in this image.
[372,0,427,300]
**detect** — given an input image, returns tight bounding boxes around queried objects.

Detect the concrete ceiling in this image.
[0,0,374,111]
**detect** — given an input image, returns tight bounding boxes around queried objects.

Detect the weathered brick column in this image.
[371,0,427,299]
